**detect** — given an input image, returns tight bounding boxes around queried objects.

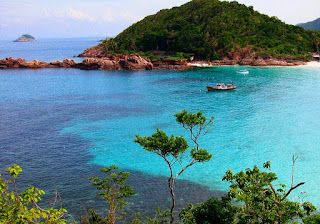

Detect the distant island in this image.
[80,0,320,62]
[298,18,320,31]
[14,34,36,42]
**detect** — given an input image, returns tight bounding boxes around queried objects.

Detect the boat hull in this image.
[206,86,237,91]
[237,70,249,75]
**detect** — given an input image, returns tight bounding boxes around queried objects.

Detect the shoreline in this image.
[191,61,320,68]
[1,56,319,70]
[299,61,320,67]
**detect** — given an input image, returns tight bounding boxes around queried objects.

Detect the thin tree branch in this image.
[291,155,299,188]
[281,182,305,201]
[173,160,197,180]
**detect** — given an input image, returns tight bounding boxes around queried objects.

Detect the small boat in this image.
[206,83,237,91]
[237,69,249,75]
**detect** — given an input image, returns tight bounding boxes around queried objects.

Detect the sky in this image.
[0,0,319,39]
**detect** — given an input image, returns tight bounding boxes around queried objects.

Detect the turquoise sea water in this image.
[1,38,320,218]
[58,66,320,199]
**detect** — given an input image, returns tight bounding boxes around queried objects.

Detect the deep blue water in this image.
[0,37,100,62]
[1,38,320,220]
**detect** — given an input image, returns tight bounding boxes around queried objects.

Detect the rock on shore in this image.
[207,58,306,66]
[0,56,153,70]
[0,56,307,71]
[78,44,105,58]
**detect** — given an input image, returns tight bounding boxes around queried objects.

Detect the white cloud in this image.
[45,8,95,22]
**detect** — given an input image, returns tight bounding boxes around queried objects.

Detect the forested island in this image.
[13,34,36,42]
[81,0,320,62]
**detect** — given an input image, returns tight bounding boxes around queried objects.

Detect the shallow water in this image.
[1,39,320,220]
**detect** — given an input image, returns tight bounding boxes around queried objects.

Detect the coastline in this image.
[299,61,320,67]
[0,56,318,71]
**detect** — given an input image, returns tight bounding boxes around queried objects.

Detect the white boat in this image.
[206,83,237,91]
[237,69,249,75]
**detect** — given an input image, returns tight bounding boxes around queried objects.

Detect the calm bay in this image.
[1,38,320,219]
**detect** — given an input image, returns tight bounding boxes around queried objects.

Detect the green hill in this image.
[104,0,320,60]
[298,18,320,31]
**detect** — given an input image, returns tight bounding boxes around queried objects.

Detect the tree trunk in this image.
[108,209,116,224]
[169,178,176,224]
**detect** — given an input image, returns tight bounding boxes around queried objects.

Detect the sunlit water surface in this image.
[1,38,320,220]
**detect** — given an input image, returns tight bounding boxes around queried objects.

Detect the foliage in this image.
[81,209,108,224]
[180,161,316,224]
[0,164,67,224]
[130,208,171,224]
[179,196,236,224]
[21,34,35,39]
[134,110,213,223]
[222,161,316,223]
[88,165,135,224]
[99,0,320,60]
[303,214,320,224]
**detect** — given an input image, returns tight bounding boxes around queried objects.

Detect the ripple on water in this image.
[1,66,320,221]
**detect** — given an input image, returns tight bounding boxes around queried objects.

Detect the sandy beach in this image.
[301,61,320,67]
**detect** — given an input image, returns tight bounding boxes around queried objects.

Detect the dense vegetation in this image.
[180,161,316,224]
[21,34,35,39]
[0,165,67,223]
[298,18,320,31]
[103,0,320,60]
[1,161,318,223]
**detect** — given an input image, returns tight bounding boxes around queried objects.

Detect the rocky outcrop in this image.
[0,57,49,69]
[0,56,307,70]
[219,46,307,66]
[78,46,153,69]
[0,56,153,70]
[120,55,153,70]
[252,59,268,66]
[192,58,307,67]
[78,44,105,58]
[75,55,153,70]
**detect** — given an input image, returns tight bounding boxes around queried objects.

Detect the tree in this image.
[0,164,67,224]
[303,214,320,224]
[88,165,135,224]
[134,110,213,223]
[222,160,316,223]
[179,196,236,224]
[130,208,171,224]
[180,159,316,224]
